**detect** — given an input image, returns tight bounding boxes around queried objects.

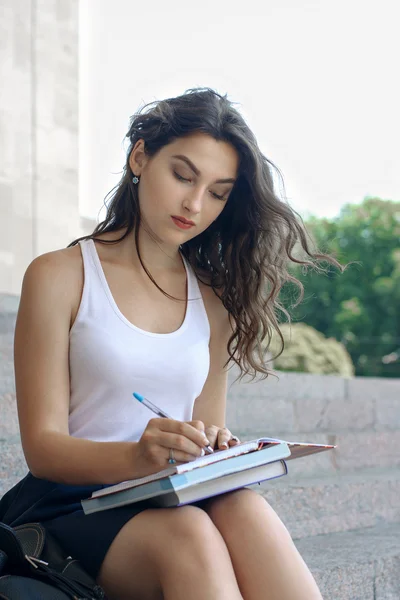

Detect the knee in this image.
[207,488,287,532]
[164,505,220,549]
[207,487,266,519]
[149,505,221,560]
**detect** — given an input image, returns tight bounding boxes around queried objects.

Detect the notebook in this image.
[81,442,291,514]
[89,436,336,500]
[150,460,287,509]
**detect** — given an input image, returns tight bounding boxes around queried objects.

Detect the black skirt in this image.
[0,472,198,580]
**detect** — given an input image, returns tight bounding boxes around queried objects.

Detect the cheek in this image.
[140,178,170,212]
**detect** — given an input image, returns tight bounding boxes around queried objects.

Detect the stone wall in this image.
[0,0,82,295]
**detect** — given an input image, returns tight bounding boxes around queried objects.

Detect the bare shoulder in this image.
[22,244,84,329]
[24,244,80,289]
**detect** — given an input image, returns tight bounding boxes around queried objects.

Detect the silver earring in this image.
[132,175,139,184]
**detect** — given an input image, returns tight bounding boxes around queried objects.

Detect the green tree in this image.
[281,197,400,377]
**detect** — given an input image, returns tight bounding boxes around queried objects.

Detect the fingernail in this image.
[200,448,205,456]
[220,442,228,449]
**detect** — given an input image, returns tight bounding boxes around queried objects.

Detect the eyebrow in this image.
[171,154,237,184]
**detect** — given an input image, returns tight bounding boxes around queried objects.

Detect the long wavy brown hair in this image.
[69,87,345,385]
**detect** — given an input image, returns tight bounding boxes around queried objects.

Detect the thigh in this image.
[97,503,218,600]
[97,507,162,600]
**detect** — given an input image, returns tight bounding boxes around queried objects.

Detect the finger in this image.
[228,435,241,447]
[185,420,212,448]
[204,425,220,449]
[187,420,206,434]
[186,420,212,448]
[165,447,201,464]
[158,430,207,458]
[158,419,210,449]
[217,427,233,450]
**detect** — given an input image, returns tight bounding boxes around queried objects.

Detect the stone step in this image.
[1,475,399,600]
[1,465,398,599]
[295,521,400,600]
[0,441,27,487]
[0,340,15,390]
[2,325,400,439]
[227,367,400,434]
[0,312,17,335]
[2,389,400,477]
[0,390,400,476]
[234,430,400,476]
[262,466,400,539]
[1,436,399,540]
[2,393,400,477]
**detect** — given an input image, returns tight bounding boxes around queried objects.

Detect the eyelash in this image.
[173,171,226,201]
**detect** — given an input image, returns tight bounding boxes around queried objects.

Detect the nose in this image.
[183,186,205,214]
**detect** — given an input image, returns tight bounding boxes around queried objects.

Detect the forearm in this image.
[28,431,141,486]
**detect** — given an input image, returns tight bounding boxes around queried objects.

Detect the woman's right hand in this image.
[135,418,211,473]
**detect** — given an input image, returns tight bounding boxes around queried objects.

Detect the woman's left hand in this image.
[204,425,241,451]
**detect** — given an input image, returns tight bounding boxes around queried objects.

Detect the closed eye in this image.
[173,171,226,201]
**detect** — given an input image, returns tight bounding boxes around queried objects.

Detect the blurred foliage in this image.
[279,197,400,378]
[266,322,355,376]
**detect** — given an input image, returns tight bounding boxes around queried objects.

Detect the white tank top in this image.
[68,238,211,442]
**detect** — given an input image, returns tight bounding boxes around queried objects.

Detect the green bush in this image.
[265,322,355,377]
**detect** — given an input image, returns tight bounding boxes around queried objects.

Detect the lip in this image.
[171,216,195,229]
[172,215,194,225]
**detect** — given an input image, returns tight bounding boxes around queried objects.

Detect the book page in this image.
[259,437,337,449]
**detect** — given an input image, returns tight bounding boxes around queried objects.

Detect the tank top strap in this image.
[70,238,107,331]
[180,252,211,340]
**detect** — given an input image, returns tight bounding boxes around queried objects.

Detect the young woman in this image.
[0,87,342,599]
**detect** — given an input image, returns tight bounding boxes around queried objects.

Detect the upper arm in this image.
[192,292,235,428]
[14,252,74,473]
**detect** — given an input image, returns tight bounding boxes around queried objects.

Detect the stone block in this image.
[312,562,373,600]
[227,368,400,434]
[0,476,24,499]
[0,392,19,438]
[0,314,16,334]
[347,376,400,431]
[0,374,15,395]
[295,522,400,600]
[226,392,296,434]
[0,440,27,480]
[294,391,375,432]
[262,468,400,539]
[375,555,400,599]
[376,397,400,431]
[228,368,347,402]
[231,430,400,475]
[333,430,400,471]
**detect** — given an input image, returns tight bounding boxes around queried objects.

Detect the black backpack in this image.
[0,522,107,599]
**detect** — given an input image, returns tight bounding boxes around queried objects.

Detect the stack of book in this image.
[81,437,335,515]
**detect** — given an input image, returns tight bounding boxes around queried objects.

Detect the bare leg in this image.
[205,488,323,600]
[97,504,244,600]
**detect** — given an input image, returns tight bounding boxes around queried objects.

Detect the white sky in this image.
[79,0,400,223]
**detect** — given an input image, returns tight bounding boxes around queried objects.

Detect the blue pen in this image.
[133,392,214,454]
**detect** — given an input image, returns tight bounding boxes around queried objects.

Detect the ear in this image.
[129,139,147,175]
